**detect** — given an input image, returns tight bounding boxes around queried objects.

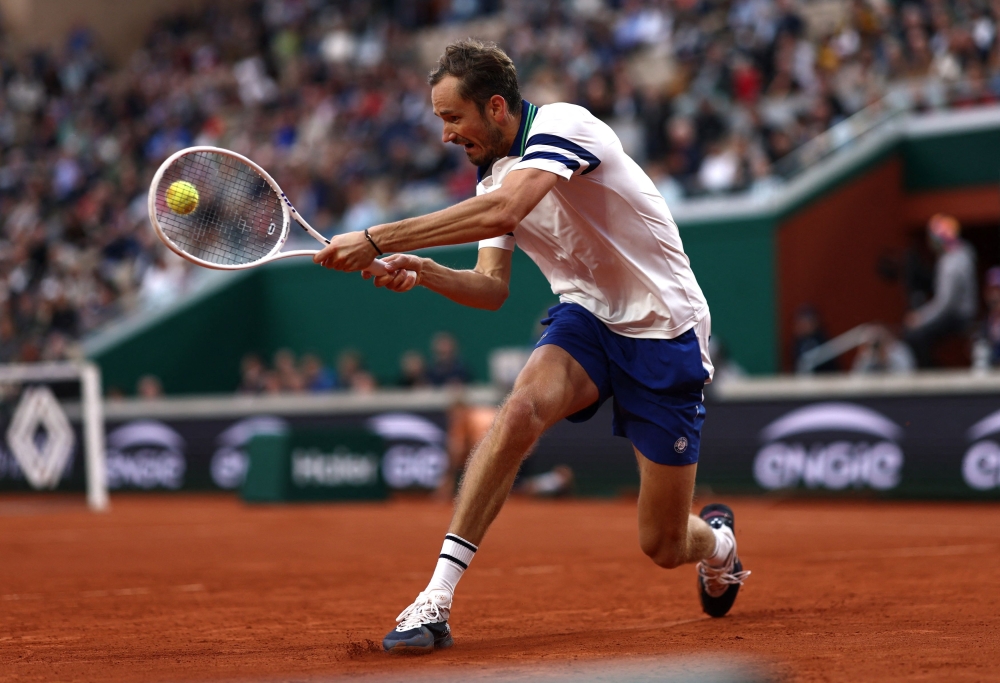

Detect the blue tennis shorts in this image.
[536,302,710,466]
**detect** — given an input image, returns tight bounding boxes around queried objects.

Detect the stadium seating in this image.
[2,0,999,388]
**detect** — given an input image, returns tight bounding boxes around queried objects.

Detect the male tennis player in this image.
[314,39,750,652]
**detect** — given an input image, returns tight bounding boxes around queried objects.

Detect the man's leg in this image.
[383,344,598,652]
[448,344,598,544]
[634,453,714,568]
[904,313,966,368]
[634,450,749,617]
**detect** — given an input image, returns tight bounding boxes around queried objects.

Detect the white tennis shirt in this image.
[478,101,709,340]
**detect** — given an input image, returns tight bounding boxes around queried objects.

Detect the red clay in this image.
[1,494,998,682]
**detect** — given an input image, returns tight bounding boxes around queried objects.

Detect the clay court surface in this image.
[1,494,998,682]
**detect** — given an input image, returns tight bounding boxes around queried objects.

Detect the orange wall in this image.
[778,158,909,370]
[904,185,1000,226]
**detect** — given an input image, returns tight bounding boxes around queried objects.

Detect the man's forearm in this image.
[418,258,509,311]
[314,169,556,274]
[372,193,516,254]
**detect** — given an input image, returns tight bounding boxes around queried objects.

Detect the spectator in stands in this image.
[41,331,72,362]
[903,214,978,367]
[791,305,838,373]
[238,353,266,394]
[137,374,163,400]
[704,338,746,394]
[139,251,188,310]
[2,0,1000,370]
[427,332,470,386]
[261,371,283,395]
[981,266,1000,366]
[273,348,305,393]
[398,350,430,388]
[444,397,572,501]
[337,349,376,393]
[300,353,337,392]
[0,317,18,363]
[851,325,915,374]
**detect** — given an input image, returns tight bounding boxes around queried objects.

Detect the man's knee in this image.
[640,533,687,569]
[499,390,555,436]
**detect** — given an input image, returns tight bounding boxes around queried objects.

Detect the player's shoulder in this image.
[527,103,615,151]
[531,102,604,132]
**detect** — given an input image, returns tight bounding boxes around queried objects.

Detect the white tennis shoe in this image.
[382,590,454,653]
[697,504,751,616]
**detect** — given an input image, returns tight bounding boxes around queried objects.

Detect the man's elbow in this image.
[483,284,509,311]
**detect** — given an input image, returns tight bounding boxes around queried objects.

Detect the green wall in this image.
[94,271,264,395]
[902,127,1000,190]
[679,215,777,374]
[91,248,558,394]
[254,247,557,386]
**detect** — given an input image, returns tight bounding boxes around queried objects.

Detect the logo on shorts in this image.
[674,437,688,453]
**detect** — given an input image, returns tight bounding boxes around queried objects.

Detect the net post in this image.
[80,362,109,512]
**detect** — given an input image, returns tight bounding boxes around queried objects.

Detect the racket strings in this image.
[154,152,284,266]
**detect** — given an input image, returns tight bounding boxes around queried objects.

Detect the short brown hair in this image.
[428,39,522,117]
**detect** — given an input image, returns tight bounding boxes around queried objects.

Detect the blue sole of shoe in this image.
[384,635,453,653]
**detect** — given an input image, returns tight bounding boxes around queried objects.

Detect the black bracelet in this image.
[364,228,384,255]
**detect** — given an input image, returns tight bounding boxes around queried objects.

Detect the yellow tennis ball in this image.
[166,180,199,215]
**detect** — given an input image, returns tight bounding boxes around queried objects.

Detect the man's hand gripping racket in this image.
[147,146,416,285]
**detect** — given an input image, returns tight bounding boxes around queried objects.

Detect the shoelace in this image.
[698,560,751,596]
[395,594,449,631]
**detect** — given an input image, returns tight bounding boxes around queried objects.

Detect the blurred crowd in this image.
[1,0,999,380]
[236,331,470,394]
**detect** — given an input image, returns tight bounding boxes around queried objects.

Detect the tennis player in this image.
[314,39,750,652]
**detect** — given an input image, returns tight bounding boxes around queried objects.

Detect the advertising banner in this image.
[0,411,451,495]
[696,396,1000,498]
[242,429,387,502]
[2,393,999,499]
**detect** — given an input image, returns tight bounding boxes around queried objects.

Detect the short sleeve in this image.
[509,114,603,180]
[479,233,515,251]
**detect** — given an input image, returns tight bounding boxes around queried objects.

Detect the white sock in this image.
[706,526,735,568]
[424,533,478,596]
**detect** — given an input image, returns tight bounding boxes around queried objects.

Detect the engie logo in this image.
[963,410,1000,490]
[105,420,186,490]
[368,413,448,490]
[753,402,904,491]
[212,416,289,489]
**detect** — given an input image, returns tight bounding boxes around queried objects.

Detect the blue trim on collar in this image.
[476,100,537,184]
[507,101,537,157]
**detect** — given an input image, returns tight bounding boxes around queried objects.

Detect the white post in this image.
[80,362,109,511]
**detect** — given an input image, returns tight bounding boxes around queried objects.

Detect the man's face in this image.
[431,76,507,167]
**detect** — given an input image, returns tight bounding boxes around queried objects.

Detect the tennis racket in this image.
[148,146,406,279]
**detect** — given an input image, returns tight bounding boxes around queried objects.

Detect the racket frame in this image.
[149,146,389,275]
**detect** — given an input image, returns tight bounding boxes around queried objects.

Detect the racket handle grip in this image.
[364,259,389,276]
[362,258,418,288]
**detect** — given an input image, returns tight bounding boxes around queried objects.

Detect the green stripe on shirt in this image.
[519,103,538,157]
